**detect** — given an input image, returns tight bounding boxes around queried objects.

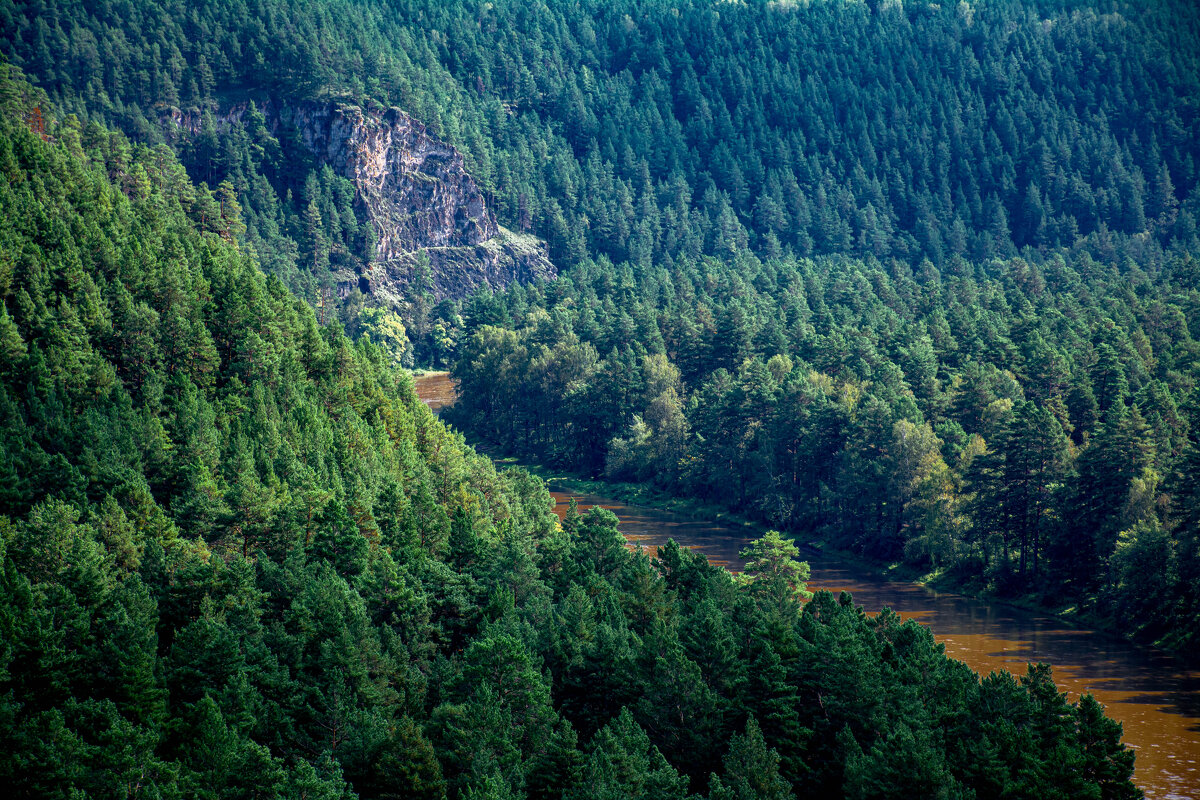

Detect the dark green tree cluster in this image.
[9,0,1189,658]
[0,67,1142,799]
[3,0,1199,366]
[421,0,1200,266]
[448,240,1200,655]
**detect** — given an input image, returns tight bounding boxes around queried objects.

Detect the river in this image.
[415,371,1200,799]
[412,371,457,412]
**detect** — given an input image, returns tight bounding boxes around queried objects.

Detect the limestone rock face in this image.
[164,99,555,301]
[368,226,553,306]
[282,103,497,255]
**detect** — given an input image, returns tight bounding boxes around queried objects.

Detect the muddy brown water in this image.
[412,371,457,413]
[415,372,1200,799]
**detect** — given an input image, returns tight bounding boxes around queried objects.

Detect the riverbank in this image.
[420,369,1191,664]
[416,377,1200,799]
[477,444,1195,663]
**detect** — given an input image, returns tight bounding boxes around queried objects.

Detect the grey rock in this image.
[163,99,555,301]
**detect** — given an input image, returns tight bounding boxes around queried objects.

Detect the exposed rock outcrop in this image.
[163,99,555,301]
[280,102,496,255]
[367,226,552,306]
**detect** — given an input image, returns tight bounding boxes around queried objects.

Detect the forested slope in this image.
[0,66,1145,799]
[4,0,1199,359]
[1,0,1196,789]
[7,0,1200,258]
[448,238,1200,653]
[0,67,1142,800]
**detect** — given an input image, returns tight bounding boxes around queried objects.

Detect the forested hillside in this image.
[448,241,1200,656]
[7,0,1200,257]
[0,66,1145,799]
[3,0,1198,790]
[4,0,1199,358]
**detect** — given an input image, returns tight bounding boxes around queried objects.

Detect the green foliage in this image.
[6,0,1200,368]
[357,306,411,366]
[0,66,547,798]
[9,0,1200,662]
[708,718,794,800]
[0,19,1154,800]
[450,241,1200,654]
[740,531,812,616]
[568,708,690,800]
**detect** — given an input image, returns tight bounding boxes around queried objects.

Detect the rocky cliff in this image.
[366,226,551,307]
[164,99,554,301]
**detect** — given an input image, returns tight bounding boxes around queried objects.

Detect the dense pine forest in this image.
[0,65,1143,799]
[2,0,1198,795]
[5,0,1199,353]
[448,237,1200,656]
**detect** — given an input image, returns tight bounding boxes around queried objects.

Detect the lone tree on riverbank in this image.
[741,531,813,615]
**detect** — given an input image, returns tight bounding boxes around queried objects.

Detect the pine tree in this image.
[708,718,795,800]
[740,531,811,616]
[568,708,690,800]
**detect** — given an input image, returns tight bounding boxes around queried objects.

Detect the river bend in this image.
[415,371,1200,799]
